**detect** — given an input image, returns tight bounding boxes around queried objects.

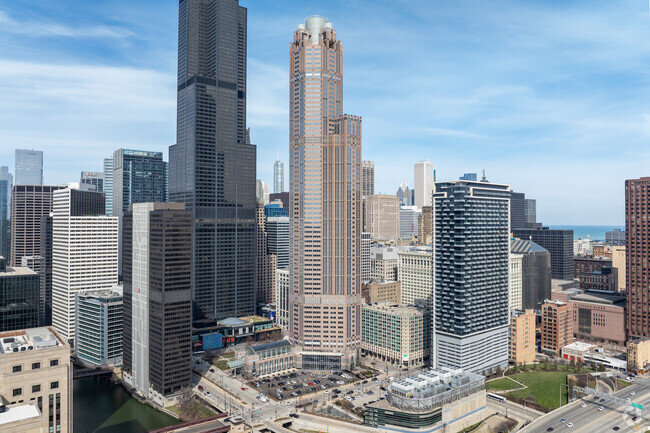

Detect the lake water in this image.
[548,225,625,241]
[73,377,180,433]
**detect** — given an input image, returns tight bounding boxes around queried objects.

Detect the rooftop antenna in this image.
[480,169,489,183]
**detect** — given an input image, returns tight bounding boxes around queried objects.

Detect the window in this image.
[32,362,41,370]
[50,381,59,390]
[50,359,59,367]
[32,384,41,393]
[12,365,22,373]
[13,388,22,397]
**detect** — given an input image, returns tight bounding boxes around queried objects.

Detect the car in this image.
[311,400,318,405]
[308,382,313,386]
[566,423,573,428]
[347,390,354,395]
[354,382,361,386]
[371,377,378,381]
[547,428,554,432]
[362,380,368,384]
[368,391,375,395]
[380,386,386,391]
[206,391,212,397]
[389,377,394,382]
[613,427,620,431]
[209,368,215,373]
[594,396,600,400]
[598,406,604,411]
[198,385,204,391]
[626,398,631,403]
[561,419,566,423]
[630,391,636,396]
[324,390,330,394]
[289,414,299,418]
[580,403,586,408]
[333,389,341,394]
[600,399,605,403]
[241,387,246,391]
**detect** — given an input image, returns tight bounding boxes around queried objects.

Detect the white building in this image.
[52,186,118,344]
[574,238,592,256]
[275,268,290,330]
[75,287,123,367]
[509,254,523,310]
[267,216,289,269]
[414,161,434,208]
[370,246,401,281]
[398,246,433,307]
[399,206,421,239]
[361,232,371,282]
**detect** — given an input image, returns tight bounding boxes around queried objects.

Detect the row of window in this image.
[12,359,58,373]
[12,381,59,396]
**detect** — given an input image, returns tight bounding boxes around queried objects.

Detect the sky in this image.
[1,0,649,225]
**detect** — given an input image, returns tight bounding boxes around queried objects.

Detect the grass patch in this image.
[486,377,521,391]
[169,401,217,420]
[505,371,569,410]
[617,379,633,389]
[221,352,235,359]
[457,421,482,433]
[216,360,230,370]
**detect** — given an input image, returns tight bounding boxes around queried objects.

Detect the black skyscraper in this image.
[170,0,256,320]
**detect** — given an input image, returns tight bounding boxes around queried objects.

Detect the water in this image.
[548,225,625,241]
[73,377,180,433]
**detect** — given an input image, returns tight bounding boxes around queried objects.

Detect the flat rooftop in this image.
[0,404,40,426]
[0,327,66,355]
[0,266,38,277]
[563,341,597,352]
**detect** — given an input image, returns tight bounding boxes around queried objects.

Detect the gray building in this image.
[123,203,192,401]
[510,191,541,230]
[399,205,420,239]
[170,0,257,320]
[273,160,284,194]
[433,180,510,372]
[396,179,414,207]
[512,227,574,280]
[103,158,114,216]
[0,256,39,332]
[0,167,11,260]
[510,239,551,310]
[14,149,43,186]
[606,229,625,246]
[80,171,104,192]
[362,161,375,197]
[39,214,53,326]
[459,173,477,181]
[266,216,289,269]
[111,149,167,217]
[75,288,123,368]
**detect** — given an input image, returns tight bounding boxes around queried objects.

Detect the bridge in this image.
[73,368,113,380]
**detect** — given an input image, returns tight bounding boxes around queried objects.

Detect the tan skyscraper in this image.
[289,16,362,370]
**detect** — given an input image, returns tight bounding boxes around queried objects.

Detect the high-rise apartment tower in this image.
[626,177,650,339]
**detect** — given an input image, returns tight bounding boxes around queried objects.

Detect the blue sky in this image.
[1,0,649,225]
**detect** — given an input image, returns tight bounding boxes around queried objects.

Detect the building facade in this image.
[627,338,650,374]
[417,205,433,245]
[123,203,192,404]
[266,216,289,269]
[275,269,290,330]
[111,149,167,217]
[612,246,625,292]
[579,267,617,292]
[365,194,399,241]
[80,171,104,192]
[0,166,12,261]
[14,150,43,186]
[171,0,257,320]
[362,160,375,198]
[256,203,276,305]
[361,232,371,282]
[0,257,39,332]
[433,181,510,372]
[414,161,434,208]
[289,16,362,371]
[509,254,523,311]
[508,310,536,365]
[75,288,123,368]
[512,228,574,280]
[541,300,573,356]
[399,205,420,239]
[511,238,551,311]
[398,246,433,307]
[574,256,612,280]
[39,215,53,326]
[606,229,625,246]
[371,246,399,281]
[363,280,401,304]
[103,157,114,216]
[0,327,72,433]
[626,177,650,339]
[396,179,413,207]
[273,160,285,194]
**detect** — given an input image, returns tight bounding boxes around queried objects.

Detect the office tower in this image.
[289,15,362,370]
[399,205,420,239]
[432,180,510,372]
[274,160,285,193]
[606,228,625,246]
[256,179,270,205]
[508,310,536,364]
[103,158,114,216]
[541,300,573,356]
[123,203,192,399]
[265,201,289,218]
[275,268,290,330]
[0,166,12,260]
[39,215,53,326]
[75,288,123,368]
[0,256,39,332]
[256,203,276,305]
[398,246,433,307]
[14,149,43,186]
[362,161,375,197]
[0,327,73,433]
[612,246,626,292]
[21,256,41,274]
[417,205,433,245]
[170,0,256,320]
[363,280,401,304]
[396,179,413,206]
[365,194,399,241]
[361,232,371,282]
[80,171,104,192]
[511,227,574,280]
[10,185,65,267]
[111,149,167,217]
[267,216,289,269]
[626,177,650,339]
[509,254,523,310]
[511,238,551,311]
[459,173,477,181]
[510,192,526,229]
[414,161,434,208]
[51,186,117,344]
[525,199,540,228]
[269,192,290,210]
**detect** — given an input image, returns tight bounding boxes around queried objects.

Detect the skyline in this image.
[2,1,650,224]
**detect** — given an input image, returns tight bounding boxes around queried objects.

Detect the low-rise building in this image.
[541,300,573,357]
[239,339,296,378]
[592,244,612,259]
[362,280,401,304]
[365,368,485,430]
[508,310,535,365]
[561,341,597,363]
[192,316,282,352]
[627,338,650,374]
[579,267,617,292]
[574,256,612,280]
[361,303,429,367]
[75,287,123,368]
[0,327,72,433]
[509,254,523,310]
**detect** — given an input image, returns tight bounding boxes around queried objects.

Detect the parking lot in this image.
[250,370,365,401]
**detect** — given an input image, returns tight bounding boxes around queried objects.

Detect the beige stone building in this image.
[398,246,433,307]
[417,206,432,245]
[508,310,536,364]
[627,338,650,374]
[612,246,625,292]
[363,280,401,304]
[0,327,72,433]
[365,194,400,241]
[541,300,573,357]
[370,246,399,281]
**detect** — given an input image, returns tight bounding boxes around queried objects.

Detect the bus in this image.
[487,392,506,403]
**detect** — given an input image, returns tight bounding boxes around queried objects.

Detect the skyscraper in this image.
[414,161,434,208]
[510,238,551,311]
[267,215,289,269]
[111,149,167,217]
[362,161,375,197]
[170,0,256,320]
[433,180,510,372]
[365,194,400,241]
[274,160,285,193]
[15,149,43,185]
[0,256,39,332]
[289,16,362,371]
[123,203,192,400]
[396,179,413,206]
[626,177,650,339]
[511,227,574,280]
[80,171,104,192]
[256,202,276,305]
[103,157,114,216]
[0,166,12,260]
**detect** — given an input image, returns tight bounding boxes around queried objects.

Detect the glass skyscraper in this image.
[103,157,114,216]
[14,149,43,185]
[273,160,285,194]
[111,149,167,218]
[170,0,257,320]
[0,166,12,260]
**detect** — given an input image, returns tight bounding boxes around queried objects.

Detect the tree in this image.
[496,365,503,377]
[522,363,528,372]
[554,359,559,371]
[570,359,576,371]
[513,363,519,373]
[577,360,583,372]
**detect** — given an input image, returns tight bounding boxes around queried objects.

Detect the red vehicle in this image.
[198,385,204,391]
[308,382,313,386]
[241,387,247,391]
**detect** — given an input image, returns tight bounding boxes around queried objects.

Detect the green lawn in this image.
[505,371,569,410]
[486,377,521,392]
[168,401,216,419]
[617,379,633,389]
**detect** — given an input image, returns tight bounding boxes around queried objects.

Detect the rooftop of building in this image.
[77,287,123,299]
[574,256,612,262]
[543,299,568,306]
[0,404,40,427]
[363,303,424,315]
[388,368,484,402]
[0,327,66,355]
[510,309,535,318]
[562,341,598,352]
[0,266,38,277]
[366,279,399,285]
[556,288,625,306]
[510,238,548,254]
[247,339,292,354]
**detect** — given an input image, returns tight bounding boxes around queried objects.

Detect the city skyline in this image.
[1,1,648,224]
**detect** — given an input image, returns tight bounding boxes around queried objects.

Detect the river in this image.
[73,377,180,433]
